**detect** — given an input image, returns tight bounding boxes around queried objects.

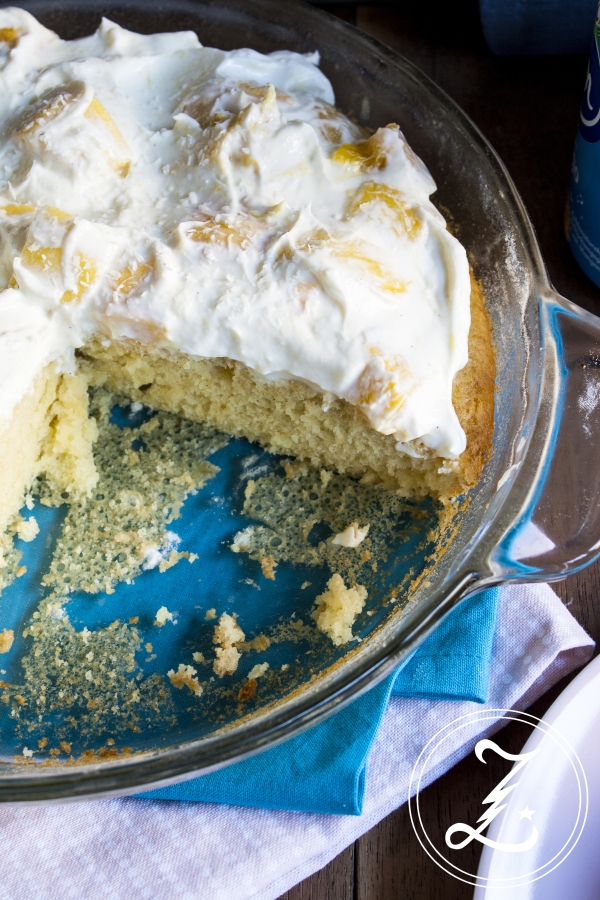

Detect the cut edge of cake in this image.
[0,274,494,542]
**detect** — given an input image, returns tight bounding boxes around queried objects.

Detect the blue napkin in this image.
[137,586,499,814]
[480,0,597,55]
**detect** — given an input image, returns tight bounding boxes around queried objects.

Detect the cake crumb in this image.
[205,608,217,621]
[259,555,277,580]
[247,662,269,680]
[158,549,197,573]
[213,613,245,677]
[312,573,367,646]
[301,581,311,590]
[0,630,14,654]
[282,459,308,479]
[320,469,332,487]
[230,526,255,553]
[281,663,289,671]
[192,651,205,664]
[331,522,370,548]
[16,516,39,542]
[168,663,202,696]
[245,479,256,500]
[238,680,257,701]
[15,566,26,578]
[22,747,33,758]
[154,606,174,627]
[140,415,159,433]
[240,634,270,653]
[60,741,71,753]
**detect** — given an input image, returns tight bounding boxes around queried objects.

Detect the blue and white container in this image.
[567,1,600,286]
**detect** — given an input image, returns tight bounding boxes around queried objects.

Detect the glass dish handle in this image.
[491,290,600,581]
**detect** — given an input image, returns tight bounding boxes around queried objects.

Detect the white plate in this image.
[475,654,600,898]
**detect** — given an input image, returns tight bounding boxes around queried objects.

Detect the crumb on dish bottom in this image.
[312,573,368,646]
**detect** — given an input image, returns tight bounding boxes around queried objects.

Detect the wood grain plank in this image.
[355,5,434,78]
[278,843,355,900]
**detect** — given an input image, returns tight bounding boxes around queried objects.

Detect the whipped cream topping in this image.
[0,9,471,458]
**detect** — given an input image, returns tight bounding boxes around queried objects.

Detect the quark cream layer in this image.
[0,8,471,458]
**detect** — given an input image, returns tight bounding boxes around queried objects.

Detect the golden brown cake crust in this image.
[452,272,496,488]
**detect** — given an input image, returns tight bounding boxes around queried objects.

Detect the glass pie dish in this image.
[1,0,600,802]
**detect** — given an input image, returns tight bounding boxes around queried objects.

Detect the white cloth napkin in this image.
[0,583,594,900]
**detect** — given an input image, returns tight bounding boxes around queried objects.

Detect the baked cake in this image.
[0,9,495,541]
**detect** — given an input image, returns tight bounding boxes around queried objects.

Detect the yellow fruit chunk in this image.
[44,206,73,224]
[238,82,293,104]
[293,228,406,295]
[111,262,152,299]
[0,27,19,44]
[331,241,406,294]
[61,253,96,304]
[332,131,390,172]
[19,242,95,304]
[0,203,35,215]
[17,209,72,277]
[187,217,259,247]
[357,377,406,411]
[357,352,411,414]
[348,182,421,240]
[17,83,85,136]
[84,97,130,174]
[20,245,62,274]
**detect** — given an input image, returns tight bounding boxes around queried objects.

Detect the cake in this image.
[0,9,495,543]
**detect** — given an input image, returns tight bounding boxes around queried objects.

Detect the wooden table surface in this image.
[279,3,600,898]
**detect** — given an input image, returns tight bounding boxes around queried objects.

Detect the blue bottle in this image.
[567,1,600,286]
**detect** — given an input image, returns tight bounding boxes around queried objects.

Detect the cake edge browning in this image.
[452,273,495,490]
